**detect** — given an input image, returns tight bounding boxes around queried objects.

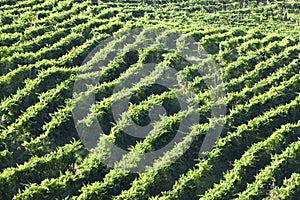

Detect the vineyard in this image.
[0,0,300,199]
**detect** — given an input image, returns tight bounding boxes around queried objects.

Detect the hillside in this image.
[0,0,300,199]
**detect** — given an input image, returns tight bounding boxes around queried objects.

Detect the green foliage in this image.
[1,0,300,199]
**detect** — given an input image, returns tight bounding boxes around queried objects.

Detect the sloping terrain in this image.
[0,0,300,199]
